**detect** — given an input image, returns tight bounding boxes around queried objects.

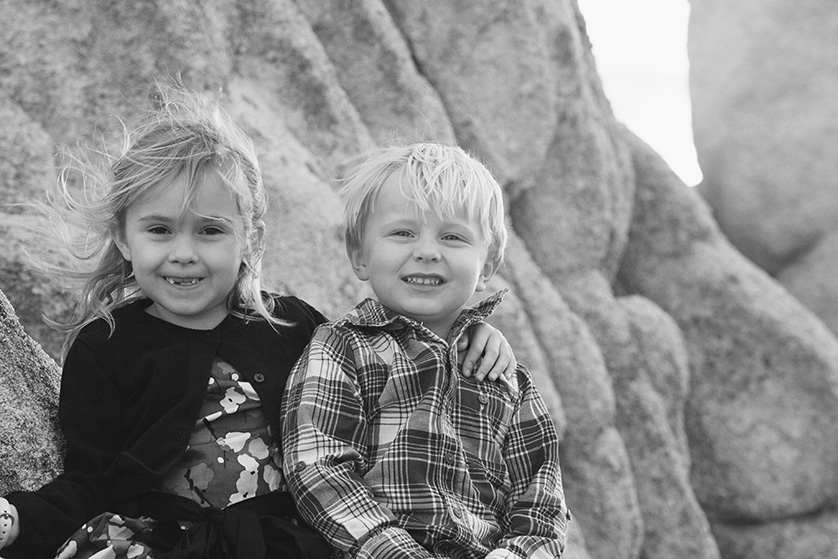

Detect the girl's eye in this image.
[201,226,225,236]
[147,226,170,235]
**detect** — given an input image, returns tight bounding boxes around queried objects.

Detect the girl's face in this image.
[115,170,249,330]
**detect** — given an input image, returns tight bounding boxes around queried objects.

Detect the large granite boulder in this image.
[690,0,838,329]
[0,290,63,495]
[2,1,837,558]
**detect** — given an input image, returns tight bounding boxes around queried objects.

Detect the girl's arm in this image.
[3,339,120,558]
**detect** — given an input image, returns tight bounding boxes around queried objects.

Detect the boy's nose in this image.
[413,239,441,262]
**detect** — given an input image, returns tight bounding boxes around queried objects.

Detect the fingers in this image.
[474,337,517,382]
[459,322,519,385]
[460,324,491,378]
[457,336,470,368]
[472,339,502,381]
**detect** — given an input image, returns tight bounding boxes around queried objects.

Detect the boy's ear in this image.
[346,241,370,281]
[475,257,499,293]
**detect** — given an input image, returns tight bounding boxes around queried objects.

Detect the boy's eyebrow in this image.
[375,215,419,228]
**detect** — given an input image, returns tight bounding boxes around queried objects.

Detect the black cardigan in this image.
[5,294,326,558]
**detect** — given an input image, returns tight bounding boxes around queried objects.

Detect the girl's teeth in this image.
[405,277,441,285]
[166,277,200,286]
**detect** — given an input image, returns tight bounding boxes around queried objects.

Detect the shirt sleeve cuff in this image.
[356,526,432,559]
[486,549,520,559]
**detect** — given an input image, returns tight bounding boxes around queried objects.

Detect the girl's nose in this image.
[413,238,441,262]
[169,235,198,264]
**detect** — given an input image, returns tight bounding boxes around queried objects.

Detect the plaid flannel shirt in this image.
[282,291,569,559]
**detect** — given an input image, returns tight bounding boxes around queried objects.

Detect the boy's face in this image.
[349,173,497,339]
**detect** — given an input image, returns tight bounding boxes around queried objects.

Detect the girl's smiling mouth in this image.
[165,277,203,286]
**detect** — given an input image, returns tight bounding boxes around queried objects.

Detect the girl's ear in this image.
[346,241,370,281]
[250,220,266,260]
[114,232,132,262]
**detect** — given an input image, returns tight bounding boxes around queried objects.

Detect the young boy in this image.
[281,143,570,559]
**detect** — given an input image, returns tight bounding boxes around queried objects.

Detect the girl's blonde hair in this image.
[33,85,285,355]
[341,142,508,270]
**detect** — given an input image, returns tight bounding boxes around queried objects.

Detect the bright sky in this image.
[577,0,702,186]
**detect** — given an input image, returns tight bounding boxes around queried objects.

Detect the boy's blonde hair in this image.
[32,84,285,354]
[341,142,508,271]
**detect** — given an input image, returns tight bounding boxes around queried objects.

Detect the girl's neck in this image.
[144,302,229,331]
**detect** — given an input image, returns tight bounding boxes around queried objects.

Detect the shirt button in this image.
[444,453,455,465]
[478,393,490,404]
[253,372,266,383]
[294,461,306,472]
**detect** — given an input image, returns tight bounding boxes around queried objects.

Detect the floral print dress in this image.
[55,358,285,559]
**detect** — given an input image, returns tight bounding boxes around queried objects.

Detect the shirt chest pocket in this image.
[457,380,513,469]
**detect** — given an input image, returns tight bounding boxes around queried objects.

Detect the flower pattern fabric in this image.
[159,358,284,507]
[54,358,282,558]
[55,514,159,559]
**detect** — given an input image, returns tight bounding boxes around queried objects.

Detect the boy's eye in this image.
[442,233,466,242]
[392,230,413,238]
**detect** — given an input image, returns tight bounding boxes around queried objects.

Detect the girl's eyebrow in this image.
[135,214,236,228]
[198,215,236,226]
[137,214,176,223]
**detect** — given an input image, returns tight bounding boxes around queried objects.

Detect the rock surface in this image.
[690,0,838,334]
[0,290,63,495]
[1,1,837,558]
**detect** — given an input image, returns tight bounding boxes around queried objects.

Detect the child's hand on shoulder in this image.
[458,322,517,384]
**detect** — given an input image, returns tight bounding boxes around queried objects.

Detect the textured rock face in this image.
[1,1,837,558]
[689,2,838,557]
[0,290,63,495]
[619,132,838,559]
[690,0,838,329]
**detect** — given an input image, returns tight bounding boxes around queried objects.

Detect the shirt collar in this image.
[343,289,508,340]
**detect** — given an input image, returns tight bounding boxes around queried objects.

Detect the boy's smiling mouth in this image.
[165,277,203,286]
[402,275,443,286]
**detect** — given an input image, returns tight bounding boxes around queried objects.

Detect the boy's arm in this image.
[493,367,571,559]
[281,325,433,559]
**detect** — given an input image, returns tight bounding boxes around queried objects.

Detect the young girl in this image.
[0,87,516,559]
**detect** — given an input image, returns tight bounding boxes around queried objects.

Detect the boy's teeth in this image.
[166,277,201,286]
[405,277,441,285]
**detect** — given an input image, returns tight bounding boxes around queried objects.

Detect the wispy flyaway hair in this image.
[29,84,284,356]
[341,142,508,271]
